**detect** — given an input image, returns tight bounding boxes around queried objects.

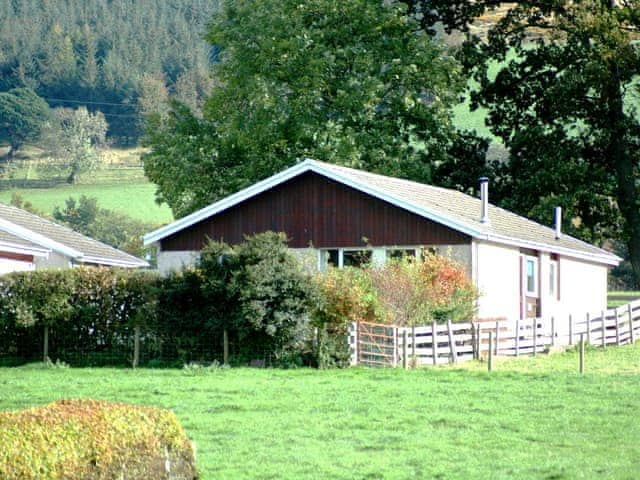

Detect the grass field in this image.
[0,183,173,225]
[608,291,640,308]
[1,344,639,479]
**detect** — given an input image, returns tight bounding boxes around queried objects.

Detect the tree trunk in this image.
[607,67,640,287]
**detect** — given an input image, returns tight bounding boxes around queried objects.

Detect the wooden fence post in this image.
[393,327,398,368]
[532,317,537,357]
[550,317,555,347]
[586,312,590,345]
[447,320,457,364]
[223,329,229,365]
[43,325,49,363]
[471,322,477,360]
[601,310,606,348]
[402,329,408,370]
[411,326,416,359]
[615,308,621,346]
[515,319,520,357]
[629,303,635,344]
[568,314,573,345]
[494,321,500,356]
[355,321,360,366]
[432,321,438,366]
[132,325,141,369]
[488,332,493,372]
[579,333,585,375]
[476,324,481,359]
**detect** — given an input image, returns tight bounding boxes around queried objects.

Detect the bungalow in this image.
[0,202,149,273]
[144,159,620,326]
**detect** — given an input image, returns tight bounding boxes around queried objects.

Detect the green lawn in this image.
[1,344,639,479]
[0,183,173,225]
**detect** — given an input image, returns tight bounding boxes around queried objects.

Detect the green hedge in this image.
[0,399,197,480]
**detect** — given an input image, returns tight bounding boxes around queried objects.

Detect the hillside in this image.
[0,0,218,144]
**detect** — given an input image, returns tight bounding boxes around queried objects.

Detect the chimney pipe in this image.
[479,177,489,224]
[554,206,562,240]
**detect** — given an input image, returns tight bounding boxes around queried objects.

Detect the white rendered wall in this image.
[157,250,201,275]
[547,256,608,341]
[34,252,71,269]
[473,240,520,320]
[0,258,35,275]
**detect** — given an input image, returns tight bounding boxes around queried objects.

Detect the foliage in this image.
[312,267,380,368]
[199,232,317,365]
[367,253,477,325]
[0,87,51,159]
[0,268,158,366]
[53,195,156,258]
[442,1,640,286]
[44,107,108,183]
[0,399,196,480]
[144,0,467,218]
[0,0,216,144]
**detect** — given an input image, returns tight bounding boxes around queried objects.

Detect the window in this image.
[525,256,538,296]
[343,250,372,267]
[549,260,559,298]
[318,248,372,269]
[387,248,417,260]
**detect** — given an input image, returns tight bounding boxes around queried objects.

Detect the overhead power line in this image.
[44,97,137,108]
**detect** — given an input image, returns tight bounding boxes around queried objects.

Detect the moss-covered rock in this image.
[0,399,197,479]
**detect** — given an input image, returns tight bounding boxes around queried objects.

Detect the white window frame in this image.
[524,255,539,297]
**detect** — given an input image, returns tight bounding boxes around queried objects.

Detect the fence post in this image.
[432,321,438,366]
[447,320,457,364]
[471,322,476,360]
[402,329,408,370]
[411,326,416,359]
[43,325,49,363]
[550,317,555,347]
[586,312,590,345]
[579,333,585,375]
[132,325,141,369]
[629,303,635,344]
[476,324,481,359]
[515,319,520,357]
[355,321,360,366]
[488,331,493,372]
[393,327,398,368]
[223,328,229,365]
[532,317,538,357]
[601,310,606,348]
[615,308,621,346]
[569,314,573,345]
[494,321,500,356]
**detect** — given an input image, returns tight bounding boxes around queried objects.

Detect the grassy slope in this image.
[0,183,173,225]
[1,344,639,479]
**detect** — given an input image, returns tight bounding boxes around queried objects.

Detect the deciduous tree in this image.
[143,0,467,218]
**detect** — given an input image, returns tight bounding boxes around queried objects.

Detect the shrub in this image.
[0,399,197,480]
[367,253,478,325]
[199,232,317,365]
[312,267,382,368]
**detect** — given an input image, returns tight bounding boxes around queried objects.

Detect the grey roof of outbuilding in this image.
[0,203,149,268]
[144,159,620,266]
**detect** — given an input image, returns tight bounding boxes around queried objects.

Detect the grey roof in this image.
[145,159,620,266]
[319,162,619,263]
[0,203,149,268]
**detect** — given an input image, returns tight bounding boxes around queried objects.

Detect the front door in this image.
[520,254,539,319]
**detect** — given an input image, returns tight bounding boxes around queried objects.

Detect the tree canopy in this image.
[0,87,51,159]
[143,0,470,218]
[434,1,640,286]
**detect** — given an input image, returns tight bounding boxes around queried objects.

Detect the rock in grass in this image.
[0,399,197,480]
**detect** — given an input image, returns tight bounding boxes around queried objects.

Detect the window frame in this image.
[524,255,539,297]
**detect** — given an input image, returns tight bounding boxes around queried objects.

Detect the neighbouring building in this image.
[0,202,149,272]
[144,159,620,326]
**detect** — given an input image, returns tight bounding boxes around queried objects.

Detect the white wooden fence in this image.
[348,300,640,367]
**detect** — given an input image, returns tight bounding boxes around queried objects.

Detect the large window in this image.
[319,248,372,269]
